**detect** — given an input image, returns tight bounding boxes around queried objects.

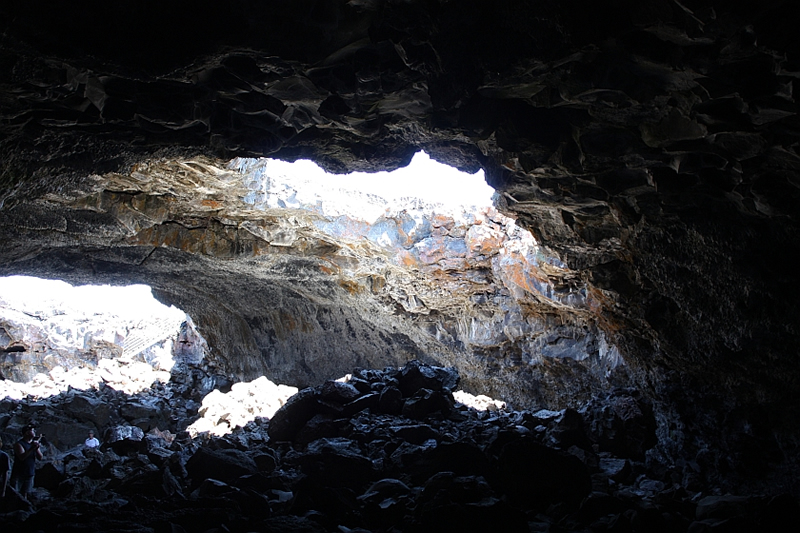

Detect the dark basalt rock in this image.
[582,390,658,461]
[267,388,321,443]
[1,360,795,531]
[104,425,145,455]
[401,388,452,420]
[319,381,361,404]
[185,446,257,486]
[62,396,112,428]
[378,386,403,415]
[288,437,375,490]
[497,437,592,509]
[397,360,460,396]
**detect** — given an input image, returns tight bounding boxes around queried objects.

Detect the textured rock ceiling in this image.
[1,0,799,490]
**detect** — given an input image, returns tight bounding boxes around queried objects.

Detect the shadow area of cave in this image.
[0,359,239,509]
[1,358,797,532]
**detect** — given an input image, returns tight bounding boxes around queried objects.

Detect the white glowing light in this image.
[453,389,507,411]
[0,276,187,399]
[237,151,494,223]
[335,151,494,207]
[0,276,176,320]
[186,376,298,437]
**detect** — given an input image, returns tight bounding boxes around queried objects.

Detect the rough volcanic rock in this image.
[0,0,799,499]
[580,389,658,461]
[0,360,791,532]
[185,446,258,486]
[497,437,591,509]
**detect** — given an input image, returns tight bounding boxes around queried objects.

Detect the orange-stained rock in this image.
[339,279,363,295]
[466,223,506,258]
[201,199,223,209]
[395,248,420,269]
[430,214,455,230]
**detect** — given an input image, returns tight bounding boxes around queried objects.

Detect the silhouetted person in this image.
[11,425,43,498]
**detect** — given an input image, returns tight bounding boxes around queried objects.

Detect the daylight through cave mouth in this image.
[0,276,195,397]
[1,149,623,417]
[234,150,496,219]
[0,153,528,438]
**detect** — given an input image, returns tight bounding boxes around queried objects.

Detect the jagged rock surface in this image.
[3,361,793,532]
[0,156,627,412]
[1,0,799,499]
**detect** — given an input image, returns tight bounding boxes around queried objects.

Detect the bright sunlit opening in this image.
[0,276,173,320]
[233,150,495,223]
[284,151,494,207]
[0,276,190,399]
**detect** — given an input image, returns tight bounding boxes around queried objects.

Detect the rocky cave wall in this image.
[1,155,625,411]
[1,0,800,492]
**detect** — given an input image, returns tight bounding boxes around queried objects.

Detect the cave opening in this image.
[0,152,516,439]
[1,0,799,526]
[235,150,496,217]
[0,147,615,413]
[0,275,194,396]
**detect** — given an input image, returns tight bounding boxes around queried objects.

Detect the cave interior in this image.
[1,0,800,529]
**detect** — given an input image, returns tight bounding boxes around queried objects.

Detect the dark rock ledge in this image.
[1,361,795,532]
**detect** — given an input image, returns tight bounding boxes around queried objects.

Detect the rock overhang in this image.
[1,0,800,491]
[1,153,624,413]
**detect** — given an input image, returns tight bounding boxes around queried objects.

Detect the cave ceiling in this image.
[1,0,800,475]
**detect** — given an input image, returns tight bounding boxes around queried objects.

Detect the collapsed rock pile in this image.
[0,364,210,452]
[0,361,796,532]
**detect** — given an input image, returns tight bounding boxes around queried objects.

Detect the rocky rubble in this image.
[1,362,212,453]
[1,361,795,532]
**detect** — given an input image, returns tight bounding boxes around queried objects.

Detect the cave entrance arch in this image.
[0,276,202,397]
[0,148,619,421]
